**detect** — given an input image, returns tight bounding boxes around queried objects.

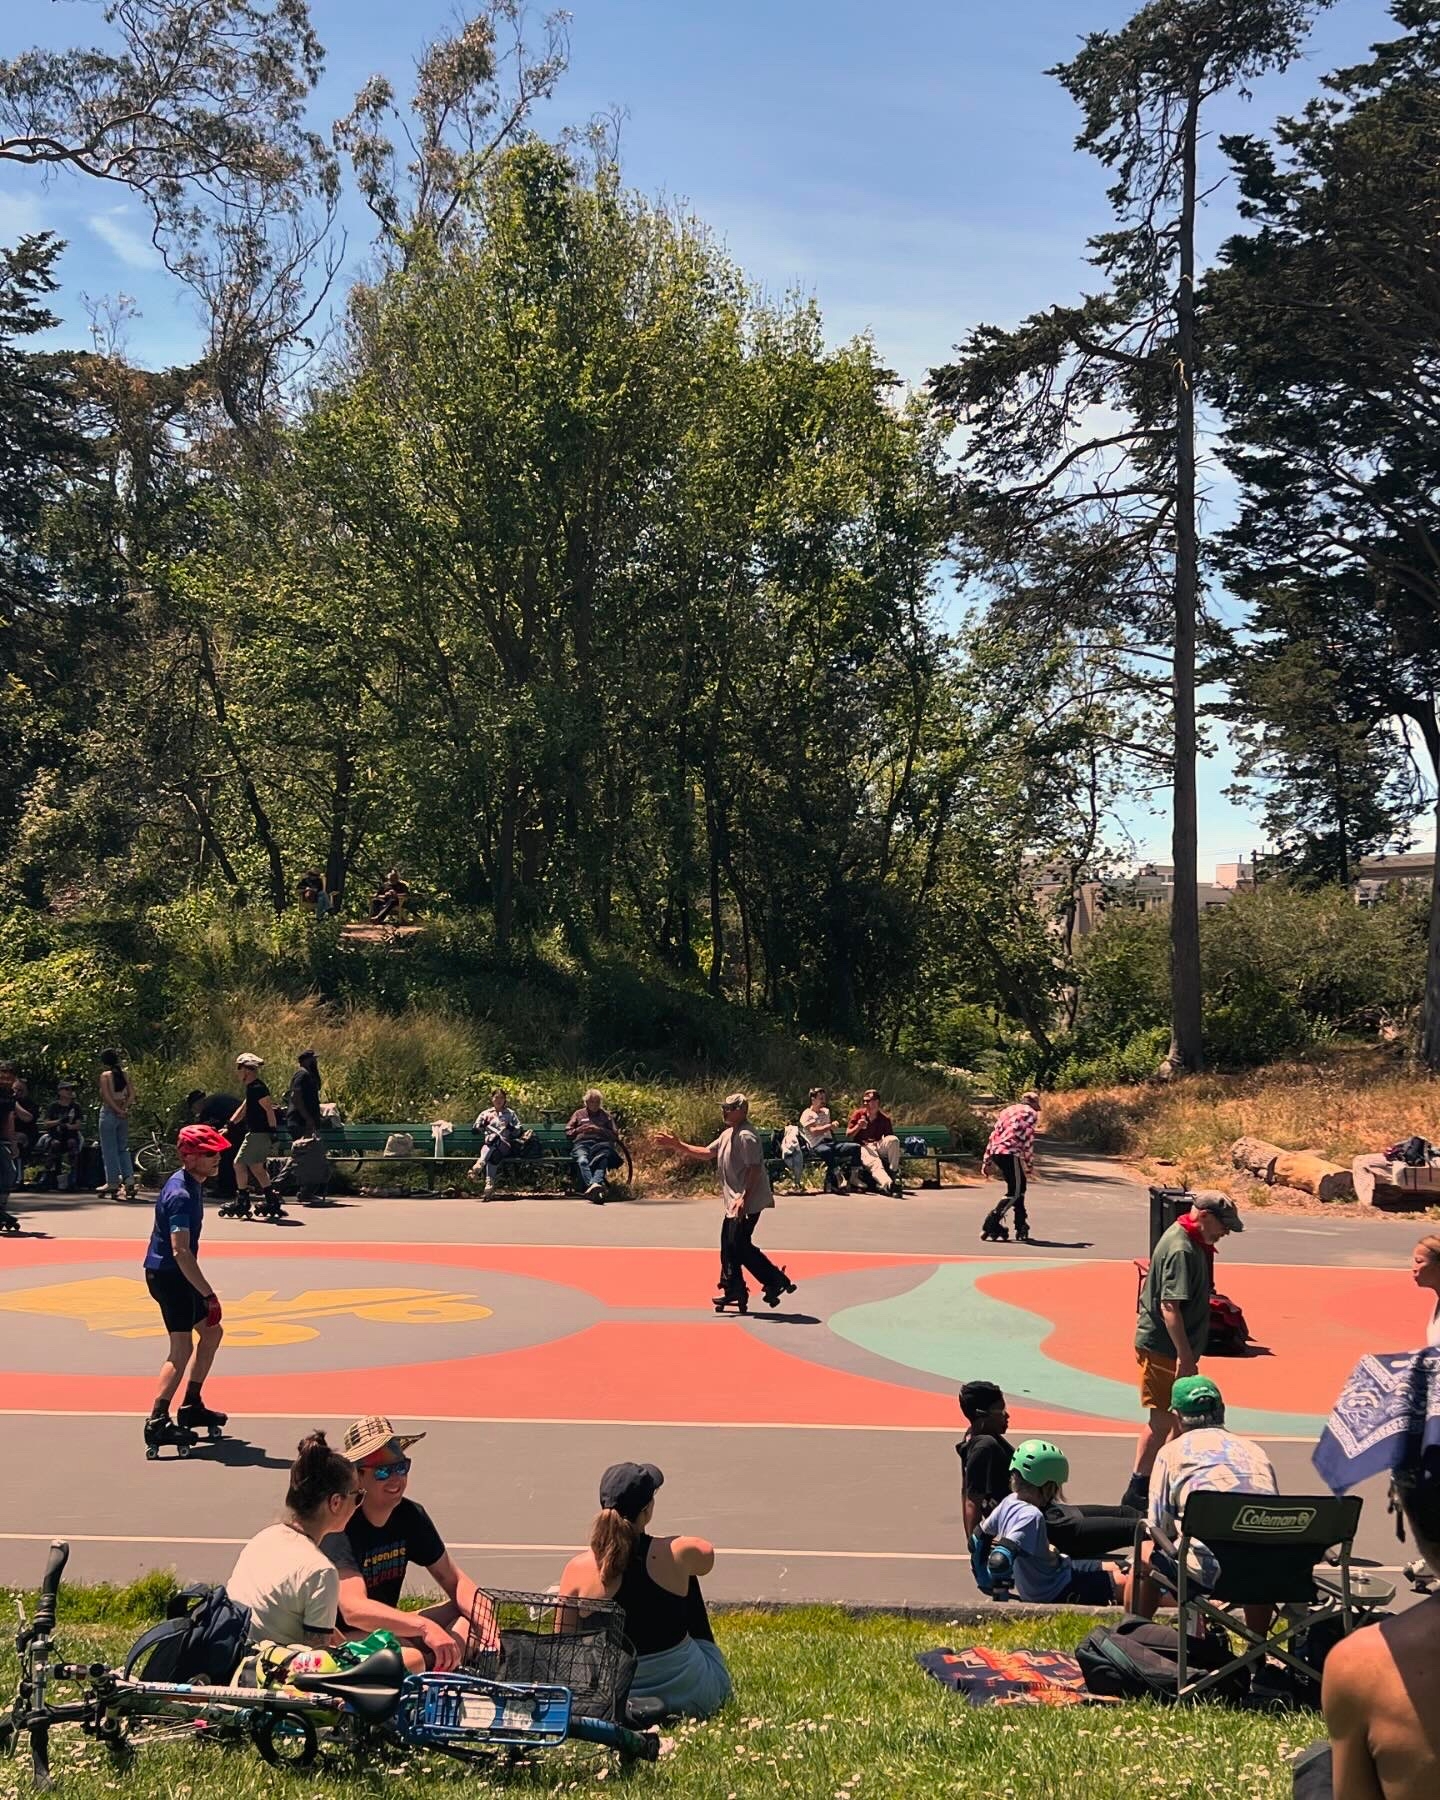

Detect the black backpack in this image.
[124,1584,252,1685]
[1077,1615,1250,1704]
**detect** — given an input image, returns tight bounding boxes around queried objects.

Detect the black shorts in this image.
[146,1267,208,1333]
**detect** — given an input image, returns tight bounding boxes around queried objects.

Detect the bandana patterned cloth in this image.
[1313,1348,1440,1494]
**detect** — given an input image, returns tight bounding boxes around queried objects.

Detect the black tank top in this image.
[614,1534,690,1656]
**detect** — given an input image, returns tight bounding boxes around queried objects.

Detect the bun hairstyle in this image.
[286,1430,357,1518]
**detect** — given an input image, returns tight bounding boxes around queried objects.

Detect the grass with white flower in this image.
[0,1581,1321,1800]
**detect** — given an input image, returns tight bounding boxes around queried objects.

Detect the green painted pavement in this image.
[827,1261,1325,1438]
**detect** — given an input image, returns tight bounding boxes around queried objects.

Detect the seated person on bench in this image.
[958,1381,1137,1556]
[977,1439,1123,1605]
[321,1416,482,1674]
[469,1087,520,1194]
[369,869,411,924]
[38,1080,85,1189]
[1126,1374,1276,1634]
[557,1461,731,1719]
[567,1088,622,1204]
[1320,1347,1440,1800]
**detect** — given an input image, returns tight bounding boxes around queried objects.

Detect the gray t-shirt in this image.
[708,1124,774,1216]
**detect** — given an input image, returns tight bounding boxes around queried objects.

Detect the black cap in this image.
[599,1461,663,1521]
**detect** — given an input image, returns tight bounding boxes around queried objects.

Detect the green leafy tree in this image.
[1207,0,1440,1064]
[930,0,1332,1075]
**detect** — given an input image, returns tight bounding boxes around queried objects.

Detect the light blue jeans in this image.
[631,1636,732,1719]
[99,1109,134,1188]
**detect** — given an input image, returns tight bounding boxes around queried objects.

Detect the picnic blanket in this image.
[916,1647,1118,1707]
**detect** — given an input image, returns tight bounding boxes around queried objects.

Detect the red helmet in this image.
[177,1124,230,1157]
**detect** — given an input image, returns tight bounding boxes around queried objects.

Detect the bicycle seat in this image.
[291,1645,406,1718]
[625,1696,668,1728]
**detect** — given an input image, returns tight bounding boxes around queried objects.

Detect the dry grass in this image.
[1043,1044,1440,1195]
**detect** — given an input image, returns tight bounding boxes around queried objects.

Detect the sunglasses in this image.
[361,1456,412,1482]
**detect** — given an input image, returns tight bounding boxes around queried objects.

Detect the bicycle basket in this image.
[464,1590,635,1723]
[396,1672,571,1749]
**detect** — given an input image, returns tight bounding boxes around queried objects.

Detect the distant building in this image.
[1353,851,1436,907]
[1031,857,1252,942]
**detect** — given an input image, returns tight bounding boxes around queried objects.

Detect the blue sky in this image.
[3,0,1419,863]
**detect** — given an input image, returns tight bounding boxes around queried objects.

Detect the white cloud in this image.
[88,207,160,270]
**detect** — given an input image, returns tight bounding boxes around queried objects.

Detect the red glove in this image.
[204,1294,223,1328]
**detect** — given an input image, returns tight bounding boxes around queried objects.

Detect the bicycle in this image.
[3,1543,661,1789]
[131,1131,178,1191]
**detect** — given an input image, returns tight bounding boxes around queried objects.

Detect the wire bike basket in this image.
[464,1590,635,1724]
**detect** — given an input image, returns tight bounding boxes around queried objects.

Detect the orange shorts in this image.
[1137,1350,1178,1412]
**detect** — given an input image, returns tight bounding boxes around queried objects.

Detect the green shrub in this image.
[0,947,148,1084]
[1058,1095,1137,1154]
[1055,1025,1171,1090]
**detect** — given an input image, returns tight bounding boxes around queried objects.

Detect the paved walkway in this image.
[0,1147,1426,1607]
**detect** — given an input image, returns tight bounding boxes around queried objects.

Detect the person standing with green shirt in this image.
[1121,1192,1242,1512]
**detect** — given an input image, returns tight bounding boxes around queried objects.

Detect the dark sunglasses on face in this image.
[363,1457,411,1482]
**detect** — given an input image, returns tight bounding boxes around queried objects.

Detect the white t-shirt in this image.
[1429,1301,1440,1349]
[799,1106,834,1148]
[227,1523,339,1645]
[707,1124,774,1216]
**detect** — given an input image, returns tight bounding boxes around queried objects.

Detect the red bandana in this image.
[1178,1208,1215,1273]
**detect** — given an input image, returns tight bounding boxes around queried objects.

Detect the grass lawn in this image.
[0,1584,1320,1800]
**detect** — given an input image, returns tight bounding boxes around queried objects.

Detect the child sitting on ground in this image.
[978,1440,1124,1606]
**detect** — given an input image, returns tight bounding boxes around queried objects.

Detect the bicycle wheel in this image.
[568,1716,659,1762]
[133,1143,175,1189]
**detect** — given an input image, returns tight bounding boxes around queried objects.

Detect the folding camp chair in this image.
[1135,1491,1395,1701]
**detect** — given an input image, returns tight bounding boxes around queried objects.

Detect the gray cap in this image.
[1189,1191,1243,1233]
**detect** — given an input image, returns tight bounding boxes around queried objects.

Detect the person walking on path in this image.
[97,1048,137,1203]
[229,1054,279,1205]
[980,1092,1040,1244]
[566,1088,623,1205]
[656,1094,796,1313]
[143,1124,229,1456]
[845,1089,904,1195]
[1120,1192,1242,1512]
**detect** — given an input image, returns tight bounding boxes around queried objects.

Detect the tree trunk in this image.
[1418,716,1440,1072]
[1167,77,1205,1074]
[194,628,288,914]
[323,743,354,902]
[495,771,519,953]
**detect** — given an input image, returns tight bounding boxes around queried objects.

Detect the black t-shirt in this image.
[241,1081,273,1133]
[957,1430,1015,1511]
[44,1102,83,1132]
[288,1067,321,1131]
[324,1498,446,1611]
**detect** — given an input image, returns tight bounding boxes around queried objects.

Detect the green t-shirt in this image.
[1135,1220,1211,1358]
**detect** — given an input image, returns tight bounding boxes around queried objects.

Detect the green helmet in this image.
[1010,1439,1069,1488]
[1171,1375,1223,1418]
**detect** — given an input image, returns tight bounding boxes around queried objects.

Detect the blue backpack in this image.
[124,1584,252,1684]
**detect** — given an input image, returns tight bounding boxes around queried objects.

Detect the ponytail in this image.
[590,1508,639,1586]
[286,1430,356,1519]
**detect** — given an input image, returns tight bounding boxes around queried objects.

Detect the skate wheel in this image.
[177,1443,191,1459]
[146,1447,158,1460]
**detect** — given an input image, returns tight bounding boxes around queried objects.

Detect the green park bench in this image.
[303,1119,633,1196]
[757,1122,959,1191]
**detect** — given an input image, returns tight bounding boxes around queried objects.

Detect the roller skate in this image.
[255,1187,287,1222]
[1014,1222,1032,1244]
[177,1399,228,1443]
[762,1269,797,1308]
[0,1207,20,1235]
[218,1193,253,1220]
[144,1414,198,1460]
[980,1215,1010,1243]
[712,1287,749,1315]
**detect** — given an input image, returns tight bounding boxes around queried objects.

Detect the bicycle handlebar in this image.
[33,1542,69,1634]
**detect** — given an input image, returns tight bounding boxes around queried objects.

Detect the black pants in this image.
[1045,1502,1138,1559]
[985,1153,1028,1234]
[719,1210,786,1297]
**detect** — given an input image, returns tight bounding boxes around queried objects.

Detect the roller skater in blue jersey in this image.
[142,1124,230,1458]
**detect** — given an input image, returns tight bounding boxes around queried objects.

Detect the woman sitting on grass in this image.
[557,1462,731,1719]
[977,1439,1124,1606]
[227,1431,361,1647]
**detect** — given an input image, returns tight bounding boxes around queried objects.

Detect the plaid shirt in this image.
[984,1104,1037,1170]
